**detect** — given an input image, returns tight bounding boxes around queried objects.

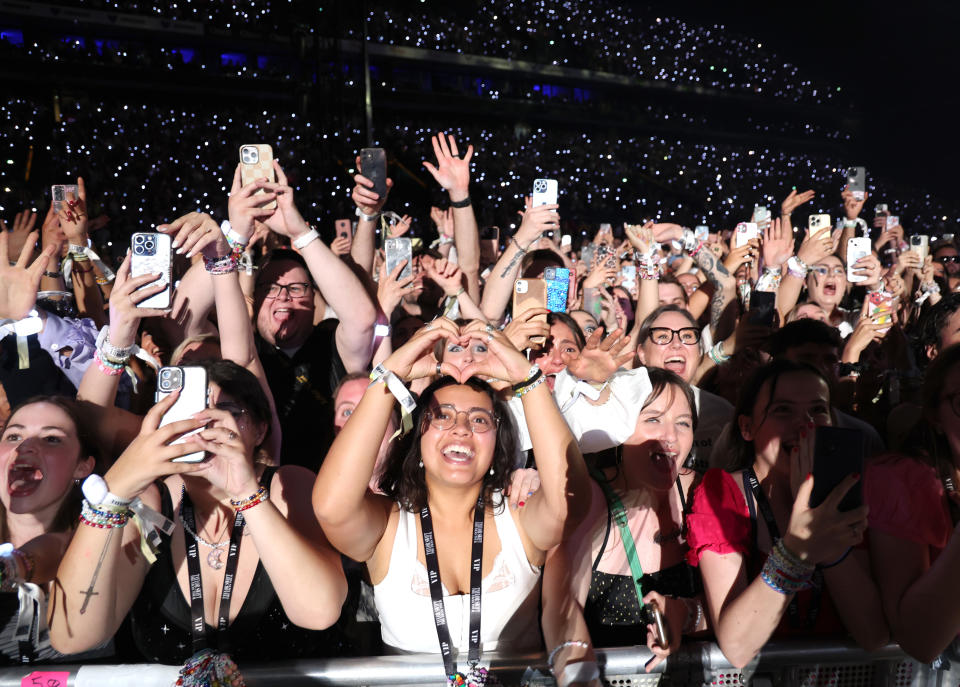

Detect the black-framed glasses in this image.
[936,255,960,264]
[426,404,498,433]
[259,282,311,299]
[648,327,701,345]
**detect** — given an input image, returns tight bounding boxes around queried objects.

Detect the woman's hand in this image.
[377,259,420,317]
[506,468,540,510]
[158,211,230,260]
[566,327,633,384]
[641,592,683,673]
[723,239,757,273]
[515,203,559,246]
[783,472,868,566]
[352,155,393,216]
[103,392,211,501]
[0,230,55,321]
[228,165,278,239]
[382,318,461,382]
[842,317,887,364]
[583,263,617,290]
[624,221,655,254]
[894,249,922,277]
[850,253,882,287]
[423,257,464,296]
[781,188,815,217]
[796,228,840,267]
[841,187,867,221]
[39,204,65,255]
[58,178,89,246]
[459,326,534,384]
[185,408,260,501]
[761,218,793,268]
[107,252,170,347]
[422,132,473,198]
[501,307,550,351]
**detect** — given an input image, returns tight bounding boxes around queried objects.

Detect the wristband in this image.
[369,364,416,435]
[82,474,133,508]
[681,228,698,253]
[787,255,809,279]
[96,326,135,362]
[707,341,731,366]
[511,364,542,391]
[44,270,63,279]
[356,207,381,223]
[843,219,858,229]
[219,219,249,248]
[292,229,319,250]
[449,196,472,209]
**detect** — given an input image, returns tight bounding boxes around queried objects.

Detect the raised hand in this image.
[781,188,815,217]
[761,218,793,268]
[228,164,278,240]
[649,222,686,245]
[841,187,867,221]
[388,214,413,238]
[39,203,66,255]
[501,307,550,351]
[377,259,420,317]
[58,177,89,246]
[850,253,882,287]
[459,326,532,384]
[185,408,259,500]
[0,230,55,320]
[422,132,473,200]
[353,154,393,216]
[382,318,461,382]
[515,203,559,246]
[158,211,230,260]
[783,472,868,566]
[263,161,311,240]
[583,262,617,289]
[330,235,352,257]
[624,221,655,255]
[107,252,170,346]
[796,228,840,268]
[423,257,464,296]
[723,239,757,273]
[1,209,39,264]
[566,327,634,384]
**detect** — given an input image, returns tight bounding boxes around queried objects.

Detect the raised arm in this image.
[422,132,481,301]
[264,161,377,372]
[350,155,394,275]
[480,203,559,323]
[313,319,462,561]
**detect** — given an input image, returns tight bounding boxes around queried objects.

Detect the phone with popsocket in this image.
[156,366,209,463]
[239,144,277,210]
[847,166,867,201]
[846,237,872,284]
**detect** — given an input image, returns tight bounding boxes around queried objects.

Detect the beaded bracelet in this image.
[547,640,590,674]
[515,373,546,398]
[80,499,131,529]
[761,538,815,595]
[95,351,125,376]
[230,486,269,512]
[636,256,661,280]
[203,254,239,275]
[707,341,731,366]
[511,364,542,392]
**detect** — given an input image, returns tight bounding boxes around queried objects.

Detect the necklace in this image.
[178,486,230,570]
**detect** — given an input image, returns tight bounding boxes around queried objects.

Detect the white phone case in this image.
[847,237,872,283]
[735,222,760,248]
[532,179,558,207]
[130,232,172,310]
[156,366,209,463]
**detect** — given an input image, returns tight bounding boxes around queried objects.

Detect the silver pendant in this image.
[207,548,224,570]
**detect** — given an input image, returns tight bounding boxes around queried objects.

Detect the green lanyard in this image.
[592,470,646,610]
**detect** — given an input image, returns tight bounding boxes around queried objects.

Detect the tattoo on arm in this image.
[694,249,730,282]
[709,289,727,332]
[79,528,116,614]
[499,247,525,279]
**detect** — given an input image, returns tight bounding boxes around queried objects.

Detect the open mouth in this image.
[544,374,557,391]
[440,443,476,464]
[663,356,686,375]
[822,282,838,297]
[8,461,43,497]
[650,450,679,475]
[273,307,294,322]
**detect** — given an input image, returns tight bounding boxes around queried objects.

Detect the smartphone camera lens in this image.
[133,245,144,255]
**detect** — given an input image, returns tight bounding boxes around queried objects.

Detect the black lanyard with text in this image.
[743,468,822,630]
[181,490,246,654]
[419,496,485,678]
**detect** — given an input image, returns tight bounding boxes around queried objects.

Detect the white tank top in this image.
[374,496,542,655]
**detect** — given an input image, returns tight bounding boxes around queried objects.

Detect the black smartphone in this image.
[360,147,387,199]
[810,427,864,511]
[747,290,777,327]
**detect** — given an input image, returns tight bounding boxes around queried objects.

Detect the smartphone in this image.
[238,144,277,210]
[513,279,548,344]
[130,232,172,310]
[543,267,570,313]
[620,264,637,285]
[866,290,896,334]
[335,219,353,239]
[642,601,668,649]
[910,235,929,261]
[808,214,832,238]
[384,237,412,280]
[694,225,709,242]
[847,166,867,201]
[846,237,872,283]
[51,184,78,214]
[874,204,889,216]
[747,290,777,327]
[752,206,771,226]
[597,244,618,270]
[886,215,899,230]
[734,222,760,248]
[810,426,865,511]
[532,178,559,207]
[156,366,209,463]
[580,244,596,269]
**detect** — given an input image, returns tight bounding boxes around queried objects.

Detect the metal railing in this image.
[4,641,954,686]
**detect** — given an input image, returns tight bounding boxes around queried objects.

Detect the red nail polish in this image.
[517,501,525,508]
[806,473,813,481]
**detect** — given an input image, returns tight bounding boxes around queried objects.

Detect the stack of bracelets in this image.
[80,499,131,529]
[761,538,815,594]
[512,364,545,398]
[229,485,269,512]
[203,222,247,275]
[634,250,662,280]
[94,325,133,376]
[0,546,35,591]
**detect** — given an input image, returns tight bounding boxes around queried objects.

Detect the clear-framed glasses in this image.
[809,265,846,277]
[648,327,701,346]
[426,404,498,433]
[260,282,311,299]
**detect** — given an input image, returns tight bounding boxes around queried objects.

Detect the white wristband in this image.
[220,219,249,247]
[292,229,319,250]
[558,661,599,687]
[82,474,133,508]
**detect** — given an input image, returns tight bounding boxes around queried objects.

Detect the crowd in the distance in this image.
[0,126,957,687]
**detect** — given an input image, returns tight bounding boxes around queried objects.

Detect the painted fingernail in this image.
[517,501,525,508]
[526,491,535,497]
[806,473,813,481]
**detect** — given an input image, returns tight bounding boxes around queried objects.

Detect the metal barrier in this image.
[5,641,956,686]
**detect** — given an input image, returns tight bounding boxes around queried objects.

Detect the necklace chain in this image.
[178,486,229,550]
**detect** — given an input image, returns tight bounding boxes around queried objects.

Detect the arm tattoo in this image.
[79,527,116,614]
[709,288,727,332]
[694,249,730,282]
[498,246,525,279]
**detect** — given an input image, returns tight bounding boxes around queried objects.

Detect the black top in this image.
[255,319,346,470]
[0,333,75,407]
[122,475,347,664]
[582,488,702,648]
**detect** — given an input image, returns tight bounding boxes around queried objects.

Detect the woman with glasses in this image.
[866,344,960,662]
[932,242,960,292]
[686,360,887,668]
[313,318,592,682]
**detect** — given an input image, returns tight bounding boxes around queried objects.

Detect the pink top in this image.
[864,454,952,554]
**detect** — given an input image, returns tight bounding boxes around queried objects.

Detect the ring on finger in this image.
[485,324,495,334]
[436,362,442,377]
[227,430,237,440]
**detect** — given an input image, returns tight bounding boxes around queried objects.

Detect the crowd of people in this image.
[0,122,956,686]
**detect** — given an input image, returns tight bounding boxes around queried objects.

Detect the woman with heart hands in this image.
[313,317,592,682]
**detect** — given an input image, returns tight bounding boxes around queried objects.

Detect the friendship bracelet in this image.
[449,196,472,209]
[688,240,705,258]
[203,254,239,275]
[80,499,131,529]
[514,373,546,398]
[707,341,730,366]
[787,255,809,280]
[94,351,125,376]
[511,364,542,391]
[96,326,135,361]
[547,640,590,674]
[229,485,269,511]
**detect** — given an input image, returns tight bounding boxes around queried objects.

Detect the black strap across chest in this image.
[419,496,485,678]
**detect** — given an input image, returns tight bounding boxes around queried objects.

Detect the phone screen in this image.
[810,427,864,511]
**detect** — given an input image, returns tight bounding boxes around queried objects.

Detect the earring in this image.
[74,479,81,486]
[489,466,495,476]
[418,460,424,468]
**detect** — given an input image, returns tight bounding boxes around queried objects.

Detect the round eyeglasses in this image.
[425,404,498,433]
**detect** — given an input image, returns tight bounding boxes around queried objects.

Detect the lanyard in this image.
[591,470,646,610]
[743,468,822,629]
[419,496,485,678]
[181,489,246,654]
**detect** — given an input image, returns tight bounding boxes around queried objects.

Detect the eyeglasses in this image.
[426,404,498,433]
[648,327,701,345]
[935,255,960,264]
[260,282,311,299]
[809,265,846,277]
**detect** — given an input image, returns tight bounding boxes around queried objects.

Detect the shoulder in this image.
[685,469,751,565]
[865,454,951,548]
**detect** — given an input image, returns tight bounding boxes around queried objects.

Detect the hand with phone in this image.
[102,392,211,501]
[849,253,882,287]
[515,202,560,248]
[330,234,352,257]
[57,177,90,247]
[262,161,312,243]
[184,406,261,501]
[376,258,420,318]
[422,131,473,203]
[353,155,393,217]
[158,211,230,260]
[841,186,868,221]
[796,227,840,270]
[722,239,757,273]
[501,306,550,352]
[640,592,683,672]
[107,252,170,349]
[895,249,923,276]
[228,164,279,240]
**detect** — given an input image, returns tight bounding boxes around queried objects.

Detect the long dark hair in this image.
[914,344,960,474]
[1,396,102,540]
[379,376,519,513]
[728,360,832,472]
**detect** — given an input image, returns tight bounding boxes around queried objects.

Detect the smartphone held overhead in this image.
[130,232,172,310]
[156,366,209,463]
[239,144,277,210]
